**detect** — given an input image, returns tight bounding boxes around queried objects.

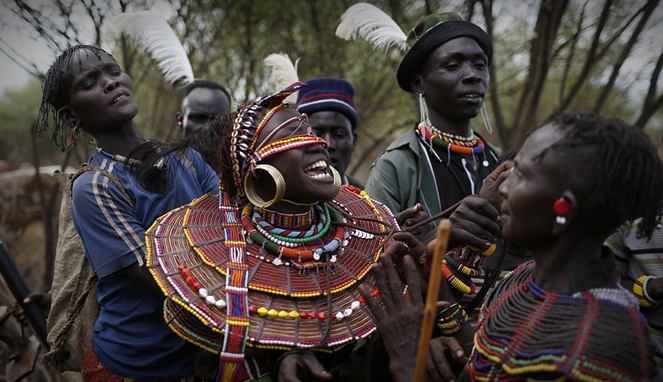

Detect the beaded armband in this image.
[634,275,661,308]
[436,303,468,335]
[442,243,497,295]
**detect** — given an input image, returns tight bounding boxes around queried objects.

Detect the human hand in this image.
[449,196,500,251]
[12,291,51,326]
[478,161,513,211]
[390,231,427,286]
[277,350,332,382]
[361,247,446,382]
[395,203,430,235]
[425,336,468,382]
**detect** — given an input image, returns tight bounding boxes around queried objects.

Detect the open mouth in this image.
[304,160,331,179]
[112,92,128,105]
[459,92,483,100]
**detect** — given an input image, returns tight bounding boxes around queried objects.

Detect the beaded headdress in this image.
[229,81,327,199]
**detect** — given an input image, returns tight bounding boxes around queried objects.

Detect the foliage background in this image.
[0,0,662,180]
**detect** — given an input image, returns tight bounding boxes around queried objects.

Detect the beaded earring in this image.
[244,164,286,210]
[553,197,571,225]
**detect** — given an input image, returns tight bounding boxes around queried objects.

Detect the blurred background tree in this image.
[1,0,661,177]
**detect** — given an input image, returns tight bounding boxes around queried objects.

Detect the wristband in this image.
[633,275,657,308]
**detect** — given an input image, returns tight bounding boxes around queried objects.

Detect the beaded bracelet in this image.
[442,263,476,295]
[435,303,468,335]
[444,253,481,277]
[633,275,657,308]
[456,244,493,268]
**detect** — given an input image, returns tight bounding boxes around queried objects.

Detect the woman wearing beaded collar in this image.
[136,82,402,381]
[361,112,662,381]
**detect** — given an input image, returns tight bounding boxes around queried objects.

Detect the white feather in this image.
[110,11,194,87]
[263,53,300,104]
[335,3,408,52]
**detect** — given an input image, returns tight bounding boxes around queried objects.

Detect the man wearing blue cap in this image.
[296,77,364,189]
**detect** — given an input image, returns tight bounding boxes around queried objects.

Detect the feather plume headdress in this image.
[109,11,194,88]
[335,3,408,52]
[262,53,300,104]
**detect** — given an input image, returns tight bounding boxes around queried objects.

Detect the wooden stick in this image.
[413,219,451,382]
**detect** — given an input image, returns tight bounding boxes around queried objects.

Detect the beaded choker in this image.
[241,203,348,267]
[417,123,484,155]
[260,207,315,228]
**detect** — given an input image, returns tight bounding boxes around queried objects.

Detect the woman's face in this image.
[253,107,336,207]
[416,37,489,121]
[63,48,138,134]
[498,123,563,249]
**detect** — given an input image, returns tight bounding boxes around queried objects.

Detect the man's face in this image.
[178,88,230,136]
[308,110,356,177]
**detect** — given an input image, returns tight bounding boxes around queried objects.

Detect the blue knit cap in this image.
[296,78,358,129]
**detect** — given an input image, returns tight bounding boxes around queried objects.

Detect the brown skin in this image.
[308,110,356,179]
[177,87,231,136]
[411,37,490,138]
[360,242,467,382]
[244,107,337,381]
[362,122,625,381]
[499,123,615,293]
[253,107,336,214]
[59,49,162,297]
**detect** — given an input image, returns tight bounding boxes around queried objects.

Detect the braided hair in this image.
[537,112,663,239]
[37,45,112,151]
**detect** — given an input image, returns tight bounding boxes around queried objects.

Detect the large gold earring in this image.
[243,164,286,209]
[331,166,342,196]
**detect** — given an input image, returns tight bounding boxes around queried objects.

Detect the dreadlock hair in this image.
[537,112,663,240]
[36,45,113,151]
[181,79,232,106]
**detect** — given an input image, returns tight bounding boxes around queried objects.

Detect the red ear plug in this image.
[553,198,570,215]
[554,197,570,224]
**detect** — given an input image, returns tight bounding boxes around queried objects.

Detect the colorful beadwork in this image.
[252,203,331,243]
[248,134,327,173]
[145,187,395,355]
[241,204,349,265]
[470,261,652,381]
[444,252,481,277]
[417,123,485,155]
[442,262,476,295]
[633,275,658,308]
[435,303,469,335]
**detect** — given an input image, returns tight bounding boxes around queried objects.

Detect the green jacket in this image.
[366,128,441,237]
[365,127,499,240]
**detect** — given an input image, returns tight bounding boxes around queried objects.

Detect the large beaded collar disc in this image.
[146,82,398,381]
